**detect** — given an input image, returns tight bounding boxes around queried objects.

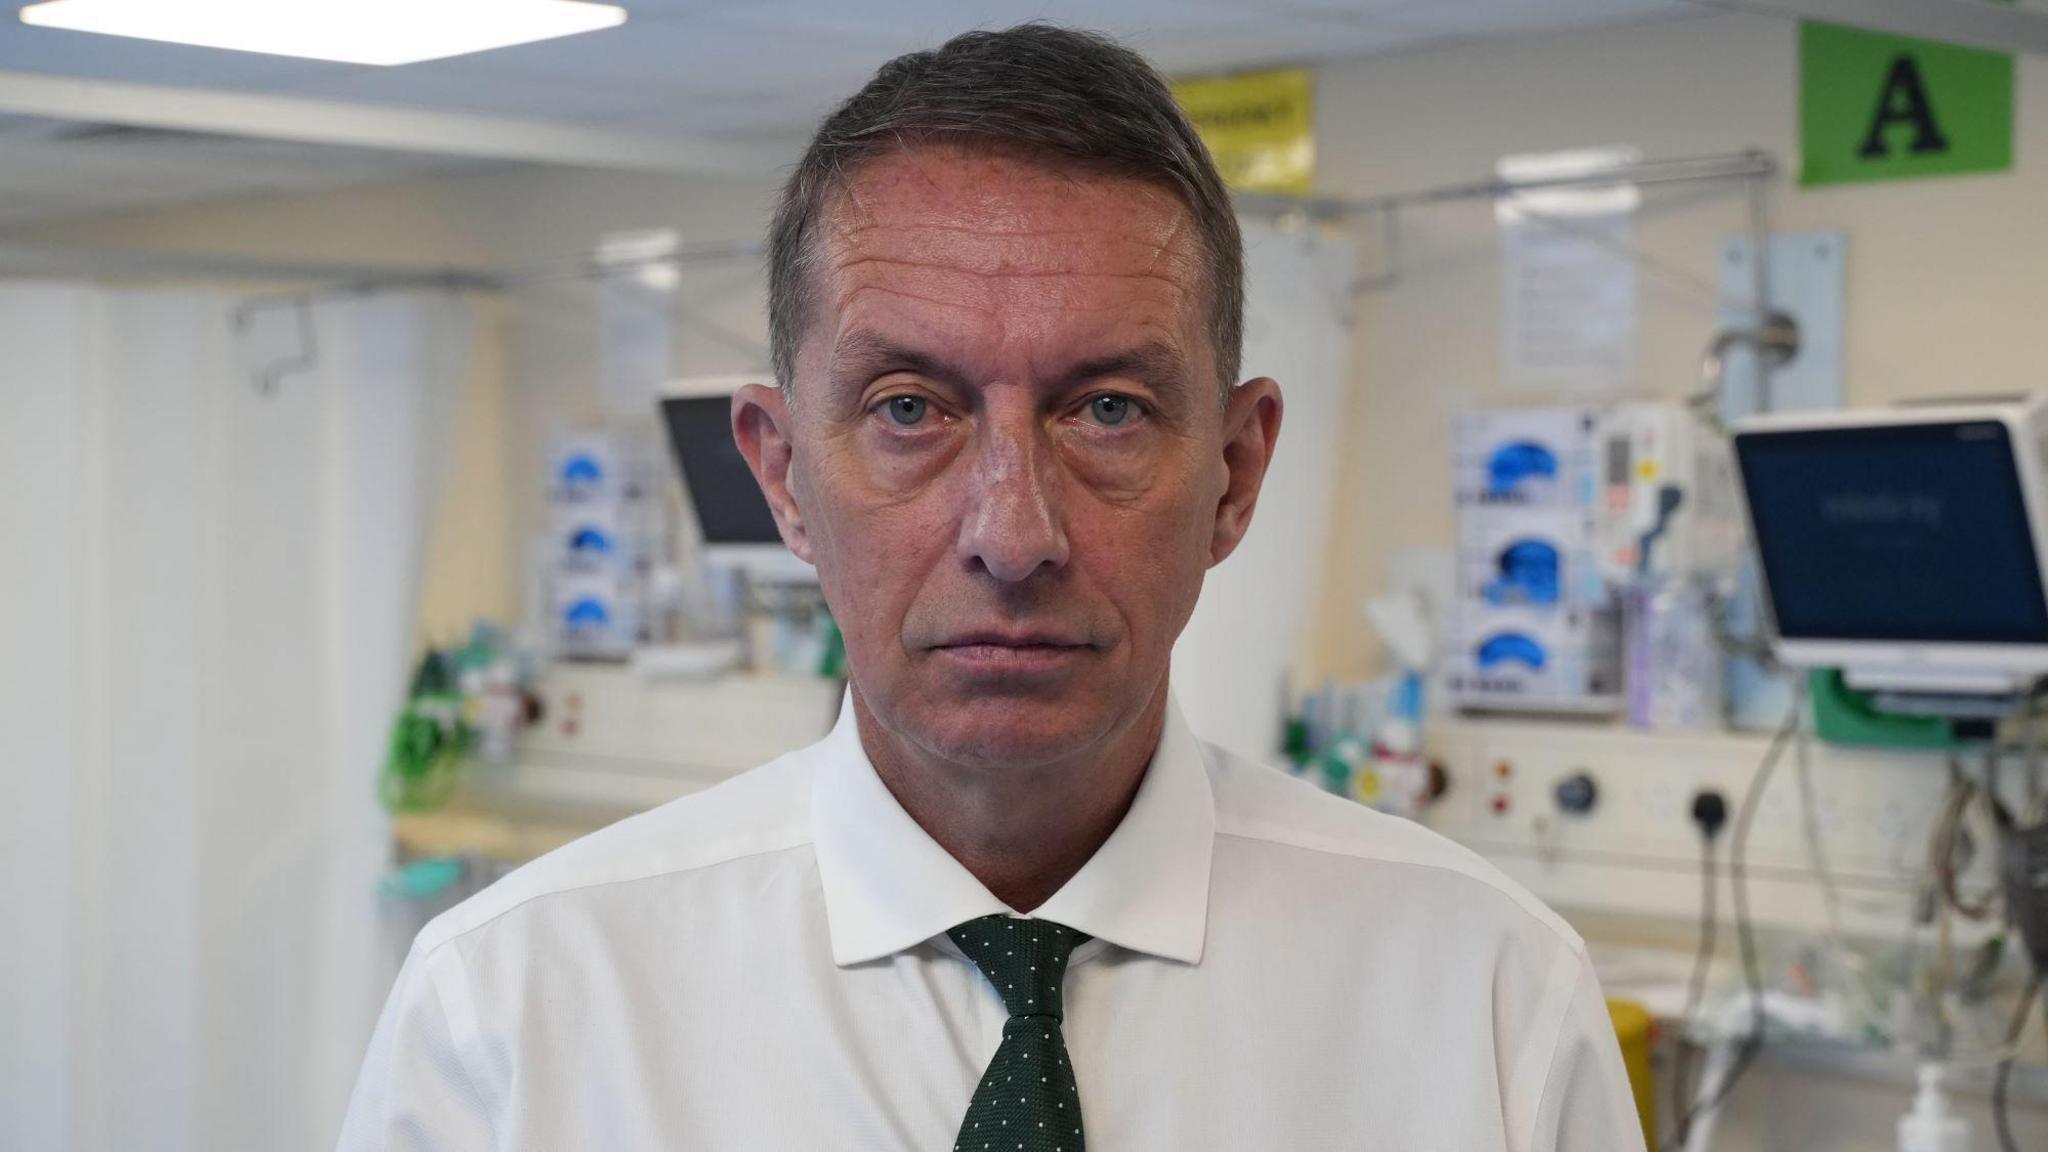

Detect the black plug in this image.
[1691,789,1730,843]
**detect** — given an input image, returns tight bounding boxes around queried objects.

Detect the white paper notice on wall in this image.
[1496,146,1641,395]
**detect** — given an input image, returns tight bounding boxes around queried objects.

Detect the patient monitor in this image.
[658,375,815,584]
[1732,396,2048,696]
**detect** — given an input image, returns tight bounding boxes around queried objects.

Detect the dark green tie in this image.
[947,914,1090,1152]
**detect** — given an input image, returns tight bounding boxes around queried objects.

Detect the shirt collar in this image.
[810,689,1215,968]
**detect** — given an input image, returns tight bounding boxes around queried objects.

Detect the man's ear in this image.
[1209,377,1283,567]
[732,383,814,564]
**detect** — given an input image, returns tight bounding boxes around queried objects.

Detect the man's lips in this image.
[928,631,1096,672]
[933,631,1091,651]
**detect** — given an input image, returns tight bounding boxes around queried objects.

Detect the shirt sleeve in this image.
[336,945,496,1152]
[1529,954,1648,1152]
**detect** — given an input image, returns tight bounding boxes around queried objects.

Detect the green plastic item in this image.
[817,613,847,679]
[1809,668,1961,749]
[380,649,469,813]
[1281,715,1311,772]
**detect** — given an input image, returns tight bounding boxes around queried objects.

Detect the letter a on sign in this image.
[1857,55,1948,158]
[1800,22,2011,187]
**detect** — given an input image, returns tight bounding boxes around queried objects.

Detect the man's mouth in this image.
[936,630,1090,651]
[930,631,1094,672]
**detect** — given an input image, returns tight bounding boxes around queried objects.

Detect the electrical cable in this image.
[1658,689,1804,1151]
[1785,708,1900,1052]
[1993,976,2041,1152]
[2025,693,2042,813]
[1933,758,1998,922]
[2025,686,2048,825]
[1789,716,1853,949]
[1994,689,2048,1152]
[1666,829,1720,1148]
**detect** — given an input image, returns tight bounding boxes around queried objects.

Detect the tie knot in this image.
[947,914,1088,1020]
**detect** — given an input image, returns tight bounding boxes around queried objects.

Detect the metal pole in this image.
[1746,163,1776,414]
[1232,151,1776,223]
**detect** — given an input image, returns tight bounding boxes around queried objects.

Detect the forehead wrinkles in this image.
[834,221,1193,285]
[822,153,1203,286]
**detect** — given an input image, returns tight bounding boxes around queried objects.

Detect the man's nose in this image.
[956,412,1070,582]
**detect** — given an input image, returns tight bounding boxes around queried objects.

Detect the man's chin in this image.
[901,691,1119,771]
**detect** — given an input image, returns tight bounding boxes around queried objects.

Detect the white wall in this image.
[1172,218,1356,760]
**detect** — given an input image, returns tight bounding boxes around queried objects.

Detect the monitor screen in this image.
[659,395,784,546]
[1736,420,2048,644]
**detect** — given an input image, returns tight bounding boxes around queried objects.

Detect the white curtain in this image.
[0,284,470,1150]
[1172,219,1358,762]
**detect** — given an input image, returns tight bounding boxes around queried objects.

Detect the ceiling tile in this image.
[0,22,349,90]
[619,85,835,132]
[261,60,657,122]
[1132,15,1422,75]
[705,0,1255,45]
[394,19,877,90]
[1361,0,1688,37]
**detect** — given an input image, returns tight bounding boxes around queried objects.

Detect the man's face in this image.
[738,144,1278,770]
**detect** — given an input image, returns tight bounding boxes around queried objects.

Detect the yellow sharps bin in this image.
[1608,999,1655,1147]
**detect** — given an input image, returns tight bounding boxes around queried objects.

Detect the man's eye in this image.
[1088,394,1134,427]
[883,395,929,426]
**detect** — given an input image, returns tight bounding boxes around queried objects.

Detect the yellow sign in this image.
[1172,68,1315,199]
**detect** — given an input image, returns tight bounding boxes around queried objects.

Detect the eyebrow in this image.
[827,331,964,393]
[827,331,1193,402]
[1055,341,1192,400]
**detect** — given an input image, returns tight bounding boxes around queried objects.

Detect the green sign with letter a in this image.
[1799,20,2013,187]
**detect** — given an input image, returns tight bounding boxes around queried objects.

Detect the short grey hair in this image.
[767,23,1244,400]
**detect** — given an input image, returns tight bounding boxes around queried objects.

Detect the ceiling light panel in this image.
[18,0,628,67]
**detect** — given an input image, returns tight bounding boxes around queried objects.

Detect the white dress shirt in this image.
[339,695,1645,1150]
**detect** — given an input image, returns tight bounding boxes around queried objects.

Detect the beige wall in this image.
[17,11,2048,675]
[414,296,517,642]
[1315,10,2048,678]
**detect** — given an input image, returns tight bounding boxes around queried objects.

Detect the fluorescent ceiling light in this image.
[19,0,628,66]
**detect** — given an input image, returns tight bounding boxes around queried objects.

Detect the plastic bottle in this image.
[1897,1063,1973,1152]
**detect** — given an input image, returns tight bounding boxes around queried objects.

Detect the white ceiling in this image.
[0,0,1692,225]
[0,113,497,224]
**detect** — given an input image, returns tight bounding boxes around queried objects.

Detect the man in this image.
[340,25,1644,1151]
